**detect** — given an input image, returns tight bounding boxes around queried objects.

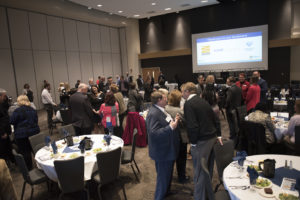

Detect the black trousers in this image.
[176,141,187,181]
[74,126,92,136]
[15,138,33,170]
[0,137,14,162]
[226,109,237,139]
[44,104,53,129]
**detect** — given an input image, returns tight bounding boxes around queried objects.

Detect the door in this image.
[142,67,160,84]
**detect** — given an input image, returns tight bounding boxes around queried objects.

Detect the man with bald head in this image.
[253,71,268,104]
[69,83,94,135]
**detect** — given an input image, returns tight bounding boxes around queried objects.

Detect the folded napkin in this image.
[104,135,112,146]
[295,178,300,193]
[51,141,58,154]
[247,166,259,184]
[45,136,51,146]
[62,128,69,137]
[233,151,247,166]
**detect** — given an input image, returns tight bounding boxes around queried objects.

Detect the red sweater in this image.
[245,84,260,111]
[236,81,250,100]
[99,102,119,127]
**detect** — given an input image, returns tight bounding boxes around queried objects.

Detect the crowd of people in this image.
[0,70,300,200]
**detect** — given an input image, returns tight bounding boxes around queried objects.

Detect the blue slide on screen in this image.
[196,31,262,66]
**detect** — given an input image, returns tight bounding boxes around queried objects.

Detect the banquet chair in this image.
[200,158,231,200]
[12,149,48,200]
[60,109,72,125]
[295,126,300,155]
[58,124,76,139]
[29,130,50,155]
[213,139,234,192]
[54,156,89,200]
[92,147,127,200]
[121,129,140,181]
[243,121,266,155]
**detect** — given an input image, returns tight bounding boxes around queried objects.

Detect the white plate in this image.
[254,177,273,189]
[258,188,275,198]
[275,191,299,200]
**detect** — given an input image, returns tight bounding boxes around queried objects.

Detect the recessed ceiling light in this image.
[151,2,156,5]
[109,12,113,15]
[201,0,208,2]
[121,22,126,25]
[88,6,92,10]
[97,4,102,7]
[134,14,140,17]
[118,10,123,13]
[165,8,171,11]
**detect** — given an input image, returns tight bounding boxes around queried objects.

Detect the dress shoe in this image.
[178,176,190,184]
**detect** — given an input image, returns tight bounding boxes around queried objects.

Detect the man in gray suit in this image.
[146,91,180,200]
[69,83,94,136]
[225,76,242,139]
[196,74,205,96]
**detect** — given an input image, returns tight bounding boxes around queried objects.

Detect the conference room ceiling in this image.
[68,0,219,19]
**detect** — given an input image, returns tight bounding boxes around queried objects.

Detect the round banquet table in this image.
[35,134,124,182]
[223,154,300,200]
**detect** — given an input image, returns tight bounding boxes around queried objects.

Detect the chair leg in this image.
[133,159,140,173]
[59,192,64,200]
[130,163,139,181]
[83,188,90,200]
[97,185,103,200]
[122,184,127,200]
[214,183,221,193]
[30,186,34,200]
[21,181,26,200]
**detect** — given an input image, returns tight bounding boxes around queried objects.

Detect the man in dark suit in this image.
[182,82,222,200]
[69,83,94,136]
[253,71,268,104]
[225,76,242,139]
[146,91,180,200]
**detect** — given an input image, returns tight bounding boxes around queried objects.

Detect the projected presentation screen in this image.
[192,25,268,73]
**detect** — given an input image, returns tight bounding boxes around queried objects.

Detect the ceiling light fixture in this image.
[151,2,156,5]
[165,8,171,11]
[201,0,208,2]
[134,14,140,17]
[88,6,92,9]
[97,4,102,7]
[121,22,126,25]
[118,10,123,13]
[109,12,113,15]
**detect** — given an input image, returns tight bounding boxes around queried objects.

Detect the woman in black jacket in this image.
[10,95,40,170]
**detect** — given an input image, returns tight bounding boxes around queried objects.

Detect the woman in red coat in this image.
[246,76,261,113]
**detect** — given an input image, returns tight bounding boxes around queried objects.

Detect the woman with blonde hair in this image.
[10,95,40,170]
[110,84,126,137]
[165,89,189,183]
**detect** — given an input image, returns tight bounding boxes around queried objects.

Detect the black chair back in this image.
[295,126,300,155]
[213,139,234,180]
[54,156,85,194]
[12,149,31,184]
[244,121,266,155]
[96,147,122,185]
[60,109,72,125]
[58,124,76,139]
[29,130,49,154]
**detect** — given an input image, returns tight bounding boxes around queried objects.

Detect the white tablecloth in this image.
[223,154,300,200]
[35,134,124,182]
